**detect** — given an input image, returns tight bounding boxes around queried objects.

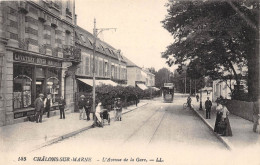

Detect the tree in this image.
[162,0,259,100]
[147,67,157,75]
[155,68,173,88]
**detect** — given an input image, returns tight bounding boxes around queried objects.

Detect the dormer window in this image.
[80,34,86,43]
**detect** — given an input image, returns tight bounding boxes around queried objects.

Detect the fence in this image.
[225,99,254,122]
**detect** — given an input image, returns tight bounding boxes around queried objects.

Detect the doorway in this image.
[36,79,44,97]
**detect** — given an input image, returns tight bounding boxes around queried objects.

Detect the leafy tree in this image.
[155,68,173,87]
[162,0,259,100]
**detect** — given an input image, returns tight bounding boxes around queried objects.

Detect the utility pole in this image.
[92,18,97,125]
[184,76,186,94]
[92,18,116,127]
[190,78,191,95]
[195,79,196,95]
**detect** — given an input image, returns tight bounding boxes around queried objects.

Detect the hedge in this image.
[95,85,160,109]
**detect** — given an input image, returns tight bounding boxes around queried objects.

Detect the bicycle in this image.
[183,103,188,109]
[183,103,194,110]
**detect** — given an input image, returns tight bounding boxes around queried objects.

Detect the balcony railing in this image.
[63,45,81,62]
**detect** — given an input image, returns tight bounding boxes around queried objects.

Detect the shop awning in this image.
[78,78,117,87]
[136,83,148,90]
[151,87,160,91]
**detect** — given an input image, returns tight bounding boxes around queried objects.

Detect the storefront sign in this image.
[14,53,62,67]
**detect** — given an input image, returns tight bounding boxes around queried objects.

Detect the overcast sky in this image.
[75,0,174,71]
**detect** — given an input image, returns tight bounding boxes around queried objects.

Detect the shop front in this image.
[13,52,62,119]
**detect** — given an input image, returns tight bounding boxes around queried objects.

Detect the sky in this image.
[75,0,175,71]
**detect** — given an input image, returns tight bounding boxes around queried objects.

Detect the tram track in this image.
[123,105,169,144]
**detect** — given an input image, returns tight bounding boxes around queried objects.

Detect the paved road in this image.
[27,95,228,165]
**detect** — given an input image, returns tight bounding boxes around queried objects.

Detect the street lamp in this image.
[92,18,116,127]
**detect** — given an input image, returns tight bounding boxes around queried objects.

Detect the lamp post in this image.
[92,18,116,127]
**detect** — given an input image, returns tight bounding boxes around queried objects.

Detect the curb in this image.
[29,102,149,153]
[191,107,233,151]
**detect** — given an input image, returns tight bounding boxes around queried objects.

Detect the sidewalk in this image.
[0,100,149,155]
[191,96,260,150]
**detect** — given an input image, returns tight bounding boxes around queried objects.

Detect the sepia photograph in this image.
[0,0,259,164]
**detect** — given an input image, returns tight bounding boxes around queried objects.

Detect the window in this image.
[13,65,33,109]
[115,66,117,79]
[85,56,90,75]
[104,61,108,77]
[46,77,59,103]
[111,65,115,78]
[80,34,86,43]
[99,59,103,77]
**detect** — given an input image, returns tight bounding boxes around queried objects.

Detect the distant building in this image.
[124,57,155,89]
[212,65,248,102]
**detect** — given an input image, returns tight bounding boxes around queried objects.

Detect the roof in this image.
[75,26,126,63]
[123,56,139,67]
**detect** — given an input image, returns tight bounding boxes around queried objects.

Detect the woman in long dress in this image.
[95,102,103,127]
[220,103,232,136]
[214,101,223,134]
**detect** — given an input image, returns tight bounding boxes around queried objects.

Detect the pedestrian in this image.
[196,94,199,102]
[214,98,223,134]
[95,102,103,127]
[34,93,44,123]
[220,101,232,136]
[252,99,259,133]
[78,95,86,120]
[58,96,66,119]
[44,93,53,118]
[113,98,118,121]
[205,97,212,119]
[115,98,122,121]
[85,97,91,121]
[135,94,139,107]
[187,96,192,109]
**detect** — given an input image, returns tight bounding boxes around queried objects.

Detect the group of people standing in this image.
[78,95,123,127]
[34,93,66,123]
[78,95,92,121]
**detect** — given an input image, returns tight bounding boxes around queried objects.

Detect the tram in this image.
[162,83,174,102]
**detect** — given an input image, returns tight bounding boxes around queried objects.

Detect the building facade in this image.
[72,26,127,108]
[0,0,80,126]
[125,57,155,88]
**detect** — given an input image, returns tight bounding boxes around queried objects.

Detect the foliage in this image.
[161,0,259,100]
[96,85,160,108]
[154,68,174,88]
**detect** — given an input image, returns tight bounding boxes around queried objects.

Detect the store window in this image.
[13,65,33,109]
[46,77,59,103]
[47,68,60,103]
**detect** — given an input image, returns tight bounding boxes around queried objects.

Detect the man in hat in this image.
[85,97,92,121]
[44,93,53,118]
[78,95,86,120]
[34,93,44,123]
[205,97,212,119]
[58,96,66,119]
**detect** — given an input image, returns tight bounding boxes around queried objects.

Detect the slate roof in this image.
[75,26,126,63]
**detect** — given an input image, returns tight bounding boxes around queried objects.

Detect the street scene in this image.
[0,0,259,165]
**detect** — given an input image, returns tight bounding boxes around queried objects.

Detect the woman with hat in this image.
[213,98,223,134]
[95,102,103,127]
[220,100,232,136]
[78,95,86,120]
